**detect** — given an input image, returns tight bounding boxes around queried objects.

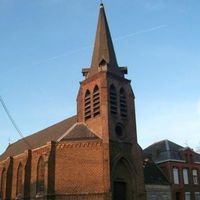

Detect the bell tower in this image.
[77,4,146,200]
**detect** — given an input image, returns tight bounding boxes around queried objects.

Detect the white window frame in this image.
[183,168,189,184]
[185,192,191,200]
[173,168,179,184]
[195,192,200,200]
[193,169,198,185]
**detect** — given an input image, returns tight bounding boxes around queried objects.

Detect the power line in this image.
[0,96,32,149]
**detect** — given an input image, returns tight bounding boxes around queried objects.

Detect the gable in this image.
[58,123,100,141]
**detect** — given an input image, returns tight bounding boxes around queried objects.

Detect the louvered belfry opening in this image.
[84,90,92,120]
[110,85,117,115]
[120,88,127,118]
[93,85,100,117]
[16,163,23,197]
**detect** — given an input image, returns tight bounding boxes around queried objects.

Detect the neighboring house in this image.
[144,140,200,200]
[144,160,172,200]
[0,4,146,200]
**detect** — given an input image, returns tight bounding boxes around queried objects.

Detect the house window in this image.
[1,168,6,200]
[195,192,200,200]
[110,85,117,115]
[16,163,23,197]
[193,169,198,184]
[162,195,169,200]
[84,90,91,120]
[173,168,179,184]
[36,156,45,194]
[119,88,127,118]
[149,194,156,200]
[183,168,189,184]
[93,85,100,117]
[185,192,191,200]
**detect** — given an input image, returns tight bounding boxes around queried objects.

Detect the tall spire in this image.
[84,4,121,78]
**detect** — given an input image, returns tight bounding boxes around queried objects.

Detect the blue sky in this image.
[0,0,200,154]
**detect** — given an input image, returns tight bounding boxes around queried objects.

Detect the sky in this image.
[0,0,200,154]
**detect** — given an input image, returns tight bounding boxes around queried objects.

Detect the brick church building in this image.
[0,4,146,200]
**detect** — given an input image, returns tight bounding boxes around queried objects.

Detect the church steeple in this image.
[90,3,118,74]
[82,4,127,78]
[77,5,146,199]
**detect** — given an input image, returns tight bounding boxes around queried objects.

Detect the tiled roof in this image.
[0,116,77,161]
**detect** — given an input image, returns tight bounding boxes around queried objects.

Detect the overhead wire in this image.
[0,96,32,149]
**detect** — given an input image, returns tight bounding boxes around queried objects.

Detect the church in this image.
[0,4,146,200]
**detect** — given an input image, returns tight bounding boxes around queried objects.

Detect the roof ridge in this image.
[9,115,77,146]
[57,122,82,142]
[0,115,77,161]
[57,122,101,142]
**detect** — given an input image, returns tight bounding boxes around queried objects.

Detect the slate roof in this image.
[144,161,170,185]
[0,116,100,161]
[144,139,200,163]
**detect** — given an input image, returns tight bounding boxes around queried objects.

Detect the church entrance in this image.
[113,181,126,200]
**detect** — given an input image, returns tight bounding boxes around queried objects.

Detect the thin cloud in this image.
[30,45,91,67]
[114,25,168,41]
[30,24,168,67]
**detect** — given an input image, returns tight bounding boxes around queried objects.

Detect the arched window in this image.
[120,88,127,118]
[93,85,100,117]
[110,85,117,115]
[36,157,45,193]
[16,163,23,197]
[1,168,6,200]
[84,90,91,120]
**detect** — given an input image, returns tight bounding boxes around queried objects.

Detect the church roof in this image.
[0,116,100,161]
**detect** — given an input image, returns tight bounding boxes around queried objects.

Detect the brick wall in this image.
[158,161,200,200]
[55,139,110,196]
